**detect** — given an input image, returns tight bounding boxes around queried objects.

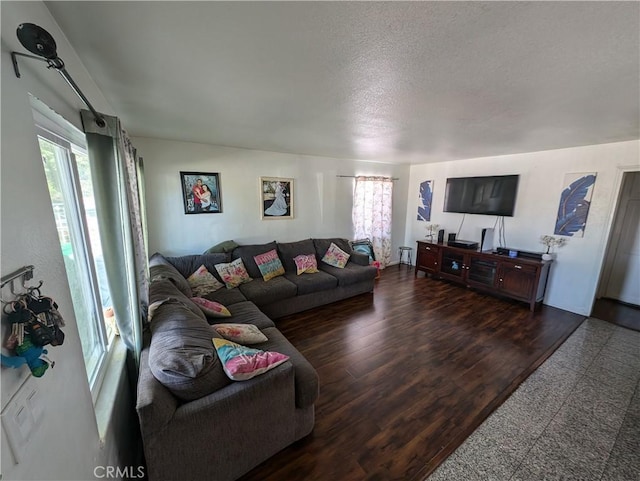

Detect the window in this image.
[32,100,114,398]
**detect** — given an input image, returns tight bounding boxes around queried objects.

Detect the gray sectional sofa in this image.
[136,238,377,481]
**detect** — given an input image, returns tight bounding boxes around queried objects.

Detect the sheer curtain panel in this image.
[81,110,149,365]
[352,176,393,267]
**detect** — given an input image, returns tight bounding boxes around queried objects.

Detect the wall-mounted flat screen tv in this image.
[443,175,519,216]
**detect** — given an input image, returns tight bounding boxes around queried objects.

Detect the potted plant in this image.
[540,235,567,260]
[425,223,440,242]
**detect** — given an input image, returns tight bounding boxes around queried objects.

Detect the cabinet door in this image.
[439,250,467,282]
[467,256,498,288]
[417,243,440,274]
[498,261,537,300]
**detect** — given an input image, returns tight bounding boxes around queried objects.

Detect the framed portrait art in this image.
[260,177,293,219]
[180,172,222,214]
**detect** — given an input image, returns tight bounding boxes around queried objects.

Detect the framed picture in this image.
[417,179,433,221]
[260,177,293,219]
[180,172,222,214]
[553,172,597,237]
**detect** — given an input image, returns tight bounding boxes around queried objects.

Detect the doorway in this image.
[594,170,640,331]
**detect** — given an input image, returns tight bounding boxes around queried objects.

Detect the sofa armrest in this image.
[136,348,179,439]
[350,252,371,266]
[143,362,297,481]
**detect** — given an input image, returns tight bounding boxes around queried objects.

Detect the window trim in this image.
[31,96,115,403]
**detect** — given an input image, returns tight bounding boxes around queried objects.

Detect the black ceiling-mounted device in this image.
[12,23,105,128]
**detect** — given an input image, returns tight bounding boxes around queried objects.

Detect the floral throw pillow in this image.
[214,258,253,289]
[321,242,350,268]
[293,254,319,275]
[186,264,224,296]
[253,249,285,282]
[191,297,231,318]
[212,323,268,344]
[213,338,289,381]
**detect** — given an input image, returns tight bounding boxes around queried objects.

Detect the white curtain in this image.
[81,110,149,366]
[352,176,393,267]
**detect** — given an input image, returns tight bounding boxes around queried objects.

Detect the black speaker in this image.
[448,233,456,242]
[437,229,445,243]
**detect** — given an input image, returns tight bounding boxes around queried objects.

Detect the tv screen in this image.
[443,175,519,216]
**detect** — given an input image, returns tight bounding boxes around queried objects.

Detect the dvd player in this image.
[495,247,543,260]
[448,240,479,250]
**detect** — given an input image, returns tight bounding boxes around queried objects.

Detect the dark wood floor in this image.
[238,266,585,481]
[591,297,640,332]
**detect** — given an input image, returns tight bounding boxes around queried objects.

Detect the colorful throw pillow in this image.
[322,242,350,268]
[213,338,289,381]
[191,297,231,318]
[293,254,319,275]
[186,265,224,296]
[212,323,268,344]
[214,258,253,289]
[253,249,285,281]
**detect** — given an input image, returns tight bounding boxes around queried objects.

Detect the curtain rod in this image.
[12,23,106,128]
[336,175,399,180]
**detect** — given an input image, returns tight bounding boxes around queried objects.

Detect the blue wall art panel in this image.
[417,180,433,222]
[554,172,597,237]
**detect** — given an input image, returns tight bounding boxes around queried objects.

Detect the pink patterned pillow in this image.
[321,242,350,268]
[293,254,319,275]
[212,323,268,344]
[214,258,253,289]
[191,297,231,318]
[213,338,289,381]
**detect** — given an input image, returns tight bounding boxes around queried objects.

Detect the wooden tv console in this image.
[415,240,552,311]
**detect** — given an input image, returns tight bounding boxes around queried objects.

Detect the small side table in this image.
[398,246,412,267]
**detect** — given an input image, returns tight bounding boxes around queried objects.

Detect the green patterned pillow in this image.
[253,249,285,281]
[186,265,224,296]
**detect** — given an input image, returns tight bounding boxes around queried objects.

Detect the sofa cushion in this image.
[284,271,338,295]
[293,254,319,275]
[165,253,229,281]
[186,265,224,296]
[226,301,276,330]
[321,242,350,268]
[213,338,289,381]
[148,293,230,401]
[253,249,285,281]
[277,239,316,273]
[212,323,268,344]
[215,258,253,289]
[202,286,248,306]
[318,262,378,287]
[149,278,204,320]
[232,241,277,279]
[238,276,297,306]
[260,327,319,408]
[149,253,193,297]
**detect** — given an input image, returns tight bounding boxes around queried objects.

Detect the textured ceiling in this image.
[44,1,639,164]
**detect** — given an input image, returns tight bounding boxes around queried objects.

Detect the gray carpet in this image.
[427,318,640,481]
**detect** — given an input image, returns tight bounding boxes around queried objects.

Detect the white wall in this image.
[1,2,135,480]
[134,137,410,260]
[404,140,640,315]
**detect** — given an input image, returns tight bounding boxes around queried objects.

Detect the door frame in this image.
[593,165,640,309]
